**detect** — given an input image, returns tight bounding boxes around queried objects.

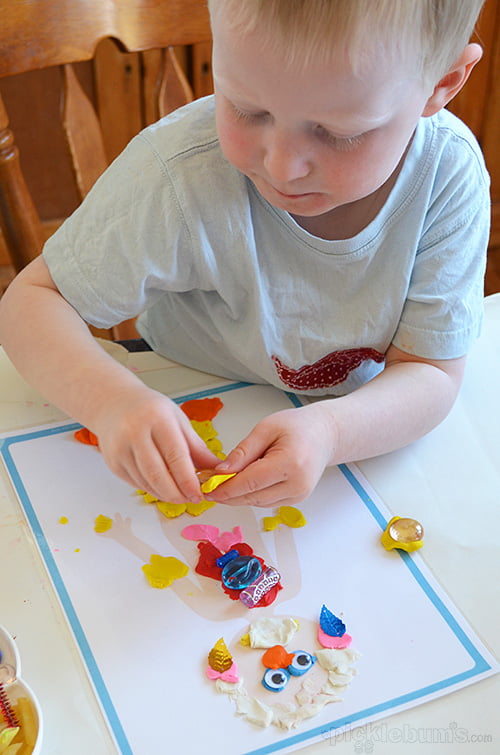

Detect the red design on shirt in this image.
[272,348,385,390]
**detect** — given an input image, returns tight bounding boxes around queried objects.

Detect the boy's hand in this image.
[207,404,335,507]
[91,386,220,504]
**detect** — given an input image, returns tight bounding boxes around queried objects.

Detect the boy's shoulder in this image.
[423,108,487,175]
[139,95,219,159]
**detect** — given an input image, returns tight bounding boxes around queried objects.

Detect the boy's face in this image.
[212,13,433,221]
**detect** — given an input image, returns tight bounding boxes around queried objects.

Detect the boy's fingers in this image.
[135,429,200,503]
[216,433,268,473]
[213,456,286,502]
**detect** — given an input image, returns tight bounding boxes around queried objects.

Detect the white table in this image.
[1,295,499,754]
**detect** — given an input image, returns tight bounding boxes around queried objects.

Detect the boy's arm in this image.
[208,346,466,507]
[0,257,218,501]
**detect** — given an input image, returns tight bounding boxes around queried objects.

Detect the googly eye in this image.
[262,667,290,692]
[287,650,316,676]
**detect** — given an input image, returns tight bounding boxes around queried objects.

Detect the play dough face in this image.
[234,617,328,708]
[209,615,359,730]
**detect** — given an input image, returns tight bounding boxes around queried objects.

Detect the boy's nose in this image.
[262,128,311,185]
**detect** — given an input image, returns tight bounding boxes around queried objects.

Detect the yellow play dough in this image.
[278,505,306,528]
[190,419,217,442]
[186,500,217,516]
[263,506,306,531]
[94,514,113,533]
[142,555,189,588]
[262,516,280,531]
[200,473,236,494]
[156,501,188,518]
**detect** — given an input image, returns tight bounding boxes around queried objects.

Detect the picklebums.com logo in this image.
[322,721,494,752]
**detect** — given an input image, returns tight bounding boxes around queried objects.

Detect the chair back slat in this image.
[158,48,194,119]
[62,64,109,200]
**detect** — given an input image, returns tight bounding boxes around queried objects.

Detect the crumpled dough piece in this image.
[234,693,274,728]
[316,647,361,682]
[137,492,216,517]
[94,514,113,533]
[242,617,300,648]
[200,473,236,494]
[156,502,187,518]
[142,555,189,588]
[263,506,306,531]
[186,500,217,516]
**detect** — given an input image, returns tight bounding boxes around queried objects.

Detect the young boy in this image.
[0,0,489,509]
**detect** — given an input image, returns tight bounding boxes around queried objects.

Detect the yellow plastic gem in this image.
[58,516,69,525]
[142,555,189,588]
[381,516,424,552]
[239,633,251,646]
[200,472,236,494]
[143,492,159,503]
[208,637,233,673]
[94,514,113,533]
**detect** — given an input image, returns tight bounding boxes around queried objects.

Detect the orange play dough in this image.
[262,645,295,670]
[181,397,224,421]
[74,427,99,446]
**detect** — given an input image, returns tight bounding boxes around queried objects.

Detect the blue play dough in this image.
[221,555,262,589]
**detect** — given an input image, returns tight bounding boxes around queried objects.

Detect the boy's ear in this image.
[422,43,483,117]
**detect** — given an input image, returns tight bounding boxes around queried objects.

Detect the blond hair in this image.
[208,0,485,84]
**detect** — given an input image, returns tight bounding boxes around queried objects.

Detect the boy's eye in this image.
[288,650,316,676]
[314,124,364,151]
[230,103,269,124]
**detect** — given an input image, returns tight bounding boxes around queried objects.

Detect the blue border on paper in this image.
[0,383,493,755]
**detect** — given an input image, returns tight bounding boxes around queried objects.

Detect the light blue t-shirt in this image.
[44,96,490,396]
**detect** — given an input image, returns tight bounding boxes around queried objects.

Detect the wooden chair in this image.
[0,0,212,339]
